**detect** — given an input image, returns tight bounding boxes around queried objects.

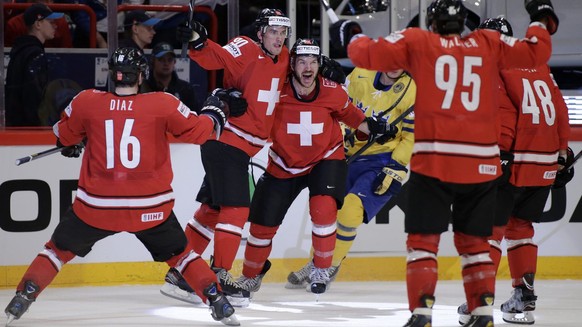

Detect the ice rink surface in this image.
[1,279,580,327]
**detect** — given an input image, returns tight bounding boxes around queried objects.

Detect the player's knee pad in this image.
[44,240,76,267]
[505,217,534,240]
[406,233,440,254]
[336,193,364,232]
[309,195,337,226]
[219,206,250,229]
[248,224,278,245]
[454,232,490,256]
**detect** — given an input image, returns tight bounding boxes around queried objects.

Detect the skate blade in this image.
[284,281,307,289]
[219,313,240,326]
[226,295,250,308]
[458,313,470,325]
[6,314,15,327]
[502,311,535,325]
[160,283,203,305]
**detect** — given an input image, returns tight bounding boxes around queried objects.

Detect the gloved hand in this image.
[525,0,559,34]
[200,95,229,133]
[176,20,208,50]
[344,128,355,148]
[372,162,408,196]
[329,19,363,57]
[553,147,575,189]
[320,56,346,84]
[499,150,514,184]
[211,88,247,117]
[365,116,398,144]
[56,138,85,158]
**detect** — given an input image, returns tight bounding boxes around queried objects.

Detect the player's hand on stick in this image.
[329,19,363,57]
[553,147,575,189]
[177,20,208,50]
[56,138,84,158]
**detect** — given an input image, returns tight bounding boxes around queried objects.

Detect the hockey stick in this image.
[346,104,414,165]
[565,149,582,170]
[181,0,196,58]
[320,0,339,23]
[15,146,62,166]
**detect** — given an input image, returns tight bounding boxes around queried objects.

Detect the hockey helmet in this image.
[255,8,291,37]
[290,38,322,67]
[108,47,148,86]
[478,17,514,37]
[426,0,468,35]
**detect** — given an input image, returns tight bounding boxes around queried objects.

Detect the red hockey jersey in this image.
[189,37,289,156]
[348,23,552,184]
[56,89,216,232]
[498,65,570,187]
[267,76,365,179]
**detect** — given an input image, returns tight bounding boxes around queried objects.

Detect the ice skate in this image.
[5,280,39,326]
[501,274,537,325]
[211,266,251,308]
[203,282,240,326]
[160,267,203,304]
[286,260,312,289]
[403,295,434,327]
[304,264,341,292]
[237,259,271,293]
[309,265,331,296]
[457,302,470,325]
[462,293,495,327]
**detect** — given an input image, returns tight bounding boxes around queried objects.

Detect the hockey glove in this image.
[211,87,247,117]
[499,150,514,184]
[56,138,85,158]
[372,162,408,196]
[525,0,559,34]
[365,116,398,144]
[330,19,363,57]
[176,20,208,50]
[200,95,229,136]
[553,147,575,189]
[320,56,346,84]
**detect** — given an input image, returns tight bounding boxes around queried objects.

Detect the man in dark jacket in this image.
[5,3,63,126]
[141,42,200,112]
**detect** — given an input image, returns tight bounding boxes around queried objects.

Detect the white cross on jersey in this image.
[257,78,280,115]
[287,112,324,146]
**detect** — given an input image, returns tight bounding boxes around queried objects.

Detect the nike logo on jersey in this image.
[258,55,265,59]
[357,75,366,79]
[357,192,367,197]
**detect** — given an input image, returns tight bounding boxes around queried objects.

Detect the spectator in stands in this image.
[5,0,72,48]
[53,0,109,48]
[5,3,64,126]
[141,42,200,112]
[119,9,160,50]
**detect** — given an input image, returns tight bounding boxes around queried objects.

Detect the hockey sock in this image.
[505,217,537,287]
[454,232,496,312]
[212,206,249,270]
[489,225,506,273]
[19,240,76,297]
[406,233,439,312]
[242,224,278,277]
[186,204,219,254]
[333,193,364,267]
[169,250,217,302]
[310,195,337,268]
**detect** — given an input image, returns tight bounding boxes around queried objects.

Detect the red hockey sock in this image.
[168,250,217,302]
[186,204,219,254]
[242,224,278,277]
[18,240,75,297]
[406,233,440,312]
[212,206,249,270]
[489,225,506,274]
[505,217,537,287]
[455,232,496,311]
[309,195,337,268]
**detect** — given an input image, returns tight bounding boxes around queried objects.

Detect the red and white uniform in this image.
[55,89,216,232]
[267,76,365,179]
[498,65,570,187]
[348,23,552,184]
[189,37,289,156]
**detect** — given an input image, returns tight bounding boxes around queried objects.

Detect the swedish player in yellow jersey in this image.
[286,67,416,289]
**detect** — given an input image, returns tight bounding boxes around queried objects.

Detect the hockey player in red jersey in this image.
[230,38,395,299]
[338,0,559,326]
[164,8,293,305]
[456,17,572,326]
[4,47,241,327]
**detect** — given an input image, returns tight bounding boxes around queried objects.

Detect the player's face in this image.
[153,53,175,77]
[293,55,319,88]
[259,26,288,57]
